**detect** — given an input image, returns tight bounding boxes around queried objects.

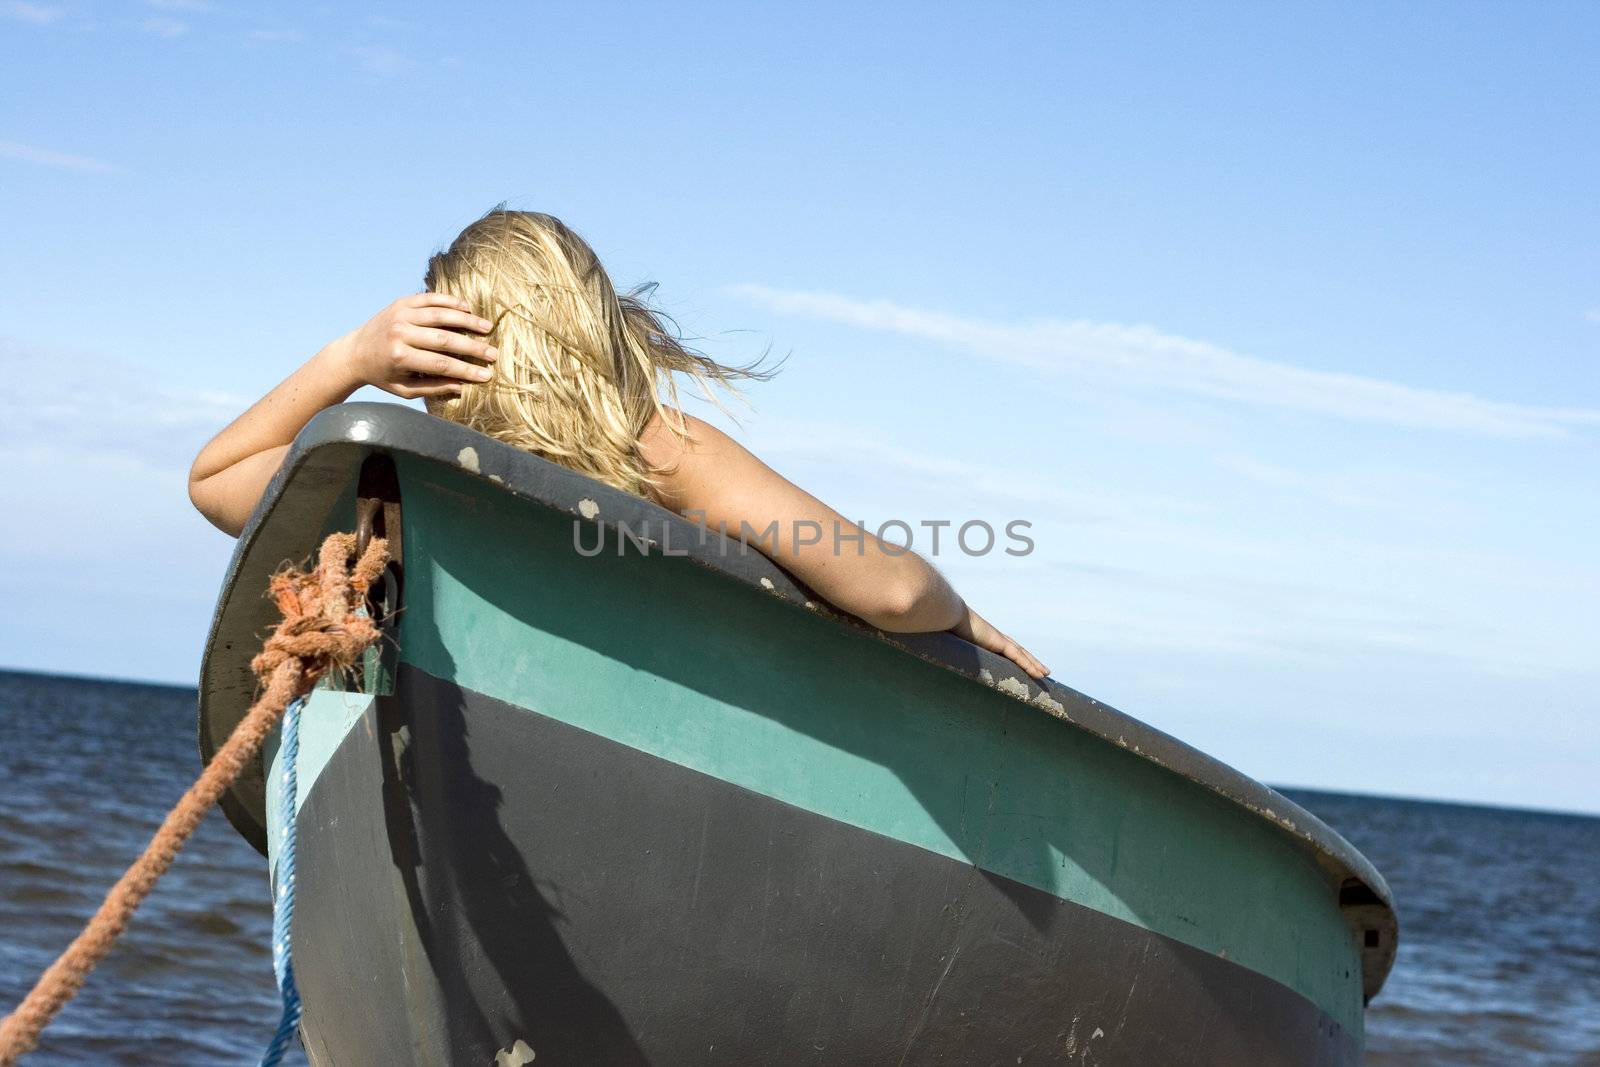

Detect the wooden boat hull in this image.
[199,404,1397,1065]
[280,669,1357,1065]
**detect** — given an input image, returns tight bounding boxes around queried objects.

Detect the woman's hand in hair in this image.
[332,292,498,400]
[190,293,497,536]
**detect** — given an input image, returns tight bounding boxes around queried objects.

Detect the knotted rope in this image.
[0,532,389,1065]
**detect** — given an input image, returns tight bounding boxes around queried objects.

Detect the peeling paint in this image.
[456,446,480,473]
[978,668,996,685]
[1242,801,1303,835]
[577,498,600,520]
[495,1038,536,1065]
[804,600,845,619]
[759,577,776,590]
[488,474,504,484]
[996,677,1031,700]
[1031,690,1066,716]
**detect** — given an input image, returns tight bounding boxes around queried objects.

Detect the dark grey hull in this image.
[289,666,1356,1066]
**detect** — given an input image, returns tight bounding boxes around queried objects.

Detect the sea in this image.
[0,668,1596,1066]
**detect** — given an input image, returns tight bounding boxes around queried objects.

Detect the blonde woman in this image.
[189,209,1048,679]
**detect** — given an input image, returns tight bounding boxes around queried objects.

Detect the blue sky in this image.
[1,2,1596,813]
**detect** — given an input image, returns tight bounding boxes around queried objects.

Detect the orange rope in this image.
[0,532,389,1065]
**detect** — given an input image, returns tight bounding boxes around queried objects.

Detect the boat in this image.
[197,402,1397,1065]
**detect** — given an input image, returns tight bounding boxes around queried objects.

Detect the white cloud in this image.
[0,139,116,173]
[0,2,62,24]
[728,285,1600,439]
[0,336,242,473]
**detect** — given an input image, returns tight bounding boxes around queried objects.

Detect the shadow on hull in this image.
[291,667,1358,1066]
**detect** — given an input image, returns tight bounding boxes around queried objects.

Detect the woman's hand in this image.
[190,292,500,536]
[331,293,498,400]
[953,607,1050,680]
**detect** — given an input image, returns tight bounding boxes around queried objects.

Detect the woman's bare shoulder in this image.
[640,409,752,472]
[640,409,739,509]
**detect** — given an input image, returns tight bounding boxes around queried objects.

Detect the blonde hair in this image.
[423,208,767,494]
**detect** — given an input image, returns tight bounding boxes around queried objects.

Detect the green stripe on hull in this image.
[395,456,1364,1037]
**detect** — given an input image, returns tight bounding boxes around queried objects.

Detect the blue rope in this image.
[260,694,306,1067]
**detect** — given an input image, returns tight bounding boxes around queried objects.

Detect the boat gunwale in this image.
[197,401,1397,998]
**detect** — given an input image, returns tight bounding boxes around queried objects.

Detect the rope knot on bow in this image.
[251,533,390,699]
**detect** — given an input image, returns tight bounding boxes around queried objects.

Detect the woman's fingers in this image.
[1016,642,1048,678]
[403,350,494,383]
[954,608,1049,680]
[406,292,474,312]
[398,323,498,363]
[1021,648,1049,678]
[1011,650,1046,679]
[991,631,1048,680]
[411,306,494,334]
[1000,640,1040,679]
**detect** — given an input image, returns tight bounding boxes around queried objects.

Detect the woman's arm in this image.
[189,293,496,536]
[641,413,1049,679]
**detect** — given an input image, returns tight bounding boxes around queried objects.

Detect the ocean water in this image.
[0,671,297,1065]
[1,669,1596,1065]
[1278,788,1600,1066]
